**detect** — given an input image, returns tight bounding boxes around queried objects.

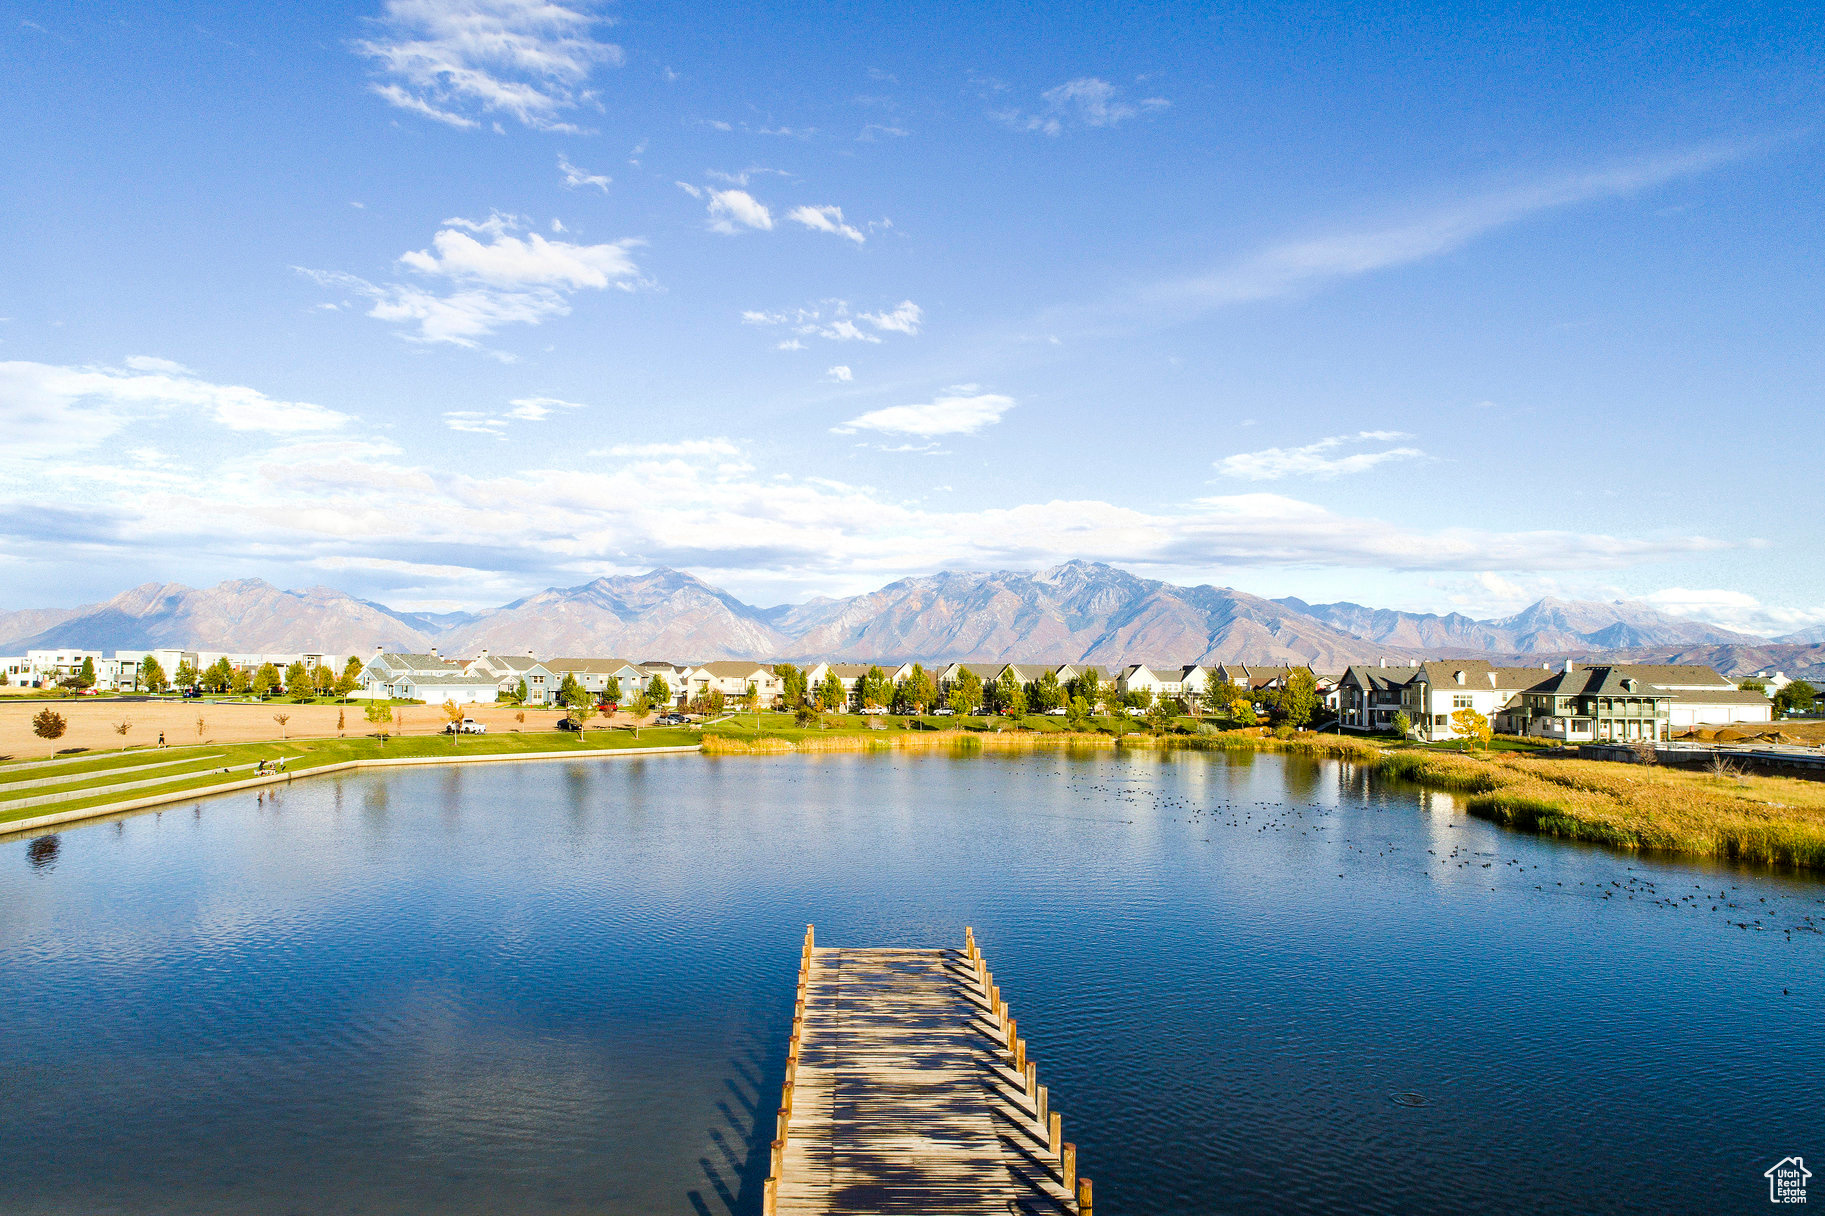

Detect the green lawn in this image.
[0,727,701,827]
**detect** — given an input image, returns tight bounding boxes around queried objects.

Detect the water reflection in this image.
[1,750,1821,1216]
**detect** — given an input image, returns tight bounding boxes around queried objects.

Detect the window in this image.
[1434,715,1447,726]
[1453,695,1473,709]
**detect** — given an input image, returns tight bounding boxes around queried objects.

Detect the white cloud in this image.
[675,180,703,199]
[776,339,805,351]
[1215,431,1425,480]
[1638,588,1825,637]
[0,358,349,457]
[707,188,773,233]
[605,438,744,460]
[301,212,642,347]
[399,215,640,288]
[741,299,922,344]
[558,153,610,192]
[1158,140,1762,308]
[787,204,865,244]
[859,300,921,335]
[826,365,852,382]
[833,391,1014,437]
[998,77,1168,135]
[443,395,584,435]
[358,0,623,132]
[507,395,585,421]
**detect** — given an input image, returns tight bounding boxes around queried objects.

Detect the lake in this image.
[1,748,1819,1214]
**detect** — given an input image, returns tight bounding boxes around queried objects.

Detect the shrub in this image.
[32,708,67,740]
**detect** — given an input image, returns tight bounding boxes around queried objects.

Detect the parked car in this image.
[656,713,686,726]
[557,717,582,731]
[443,718,487,734]
[182,688,203,698]
[933,707,956,716]
[1045,707,1068,716]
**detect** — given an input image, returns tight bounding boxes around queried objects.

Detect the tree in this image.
[365,699,394,738]
[285,661,311,698]
[775,663,806,707]
[1450,707,1492,750]
[859,666,892,713]
[645,674,671,709]
[1066,695,1090,729]
[252,663,280,699]
[948,689,974,716]
[1031,670,1065,713]
[1776,681,1818,716]
[337,708,346,736]
[1145,698,1176,734]
[602,675,621,706]
[1124,688,1154,713]
[1003,683,1028,718]
[33,708,67,741]
[140,656,168,694]
[513,678,530,705]
[230,668,252,696]
[313,664,335,696]
[205,657,234,693]
[342,655,365,685]
[953,668,983,715]
[75,656,96,689]
[195,715,207,744]
[627,690,651,737]
[272,712,291,740]
[1227,693,1258,727]
[1392,710,1413,738]
[1072,668,1103,711]
[1281,669,1319,729]
[1739,678,1768,693]
[989,669,1021,715]
[894,664,936,715]
[571,698,596,735]
[174,660,198,691]
[334,668,360,699]
[558,672,583,708]
[817,670,846,712]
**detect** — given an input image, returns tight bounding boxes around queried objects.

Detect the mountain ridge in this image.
[1,565,1805,676]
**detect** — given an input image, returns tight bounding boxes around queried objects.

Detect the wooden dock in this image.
[764,927,1091,1215]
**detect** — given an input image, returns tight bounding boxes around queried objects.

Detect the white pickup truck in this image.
[444,718,487,734]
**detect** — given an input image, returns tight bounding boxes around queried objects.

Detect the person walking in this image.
[158,731,165,747]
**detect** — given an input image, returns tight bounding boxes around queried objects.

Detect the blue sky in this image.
[2,0,1820,633]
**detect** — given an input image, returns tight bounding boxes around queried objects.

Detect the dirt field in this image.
[0,700,626,762]
[1676,720,1825,746]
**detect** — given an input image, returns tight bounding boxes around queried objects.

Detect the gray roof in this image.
[1525,666,1671,698]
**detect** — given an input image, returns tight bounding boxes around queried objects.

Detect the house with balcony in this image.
[543,658,647,706]
[357,651,469,699]
[687,661,784,707]
[1513,664,1671,743]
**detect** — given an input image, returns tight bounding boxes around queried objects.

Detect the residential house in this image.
[1608,664,1773,728]
[1338,664,1419,733]
[544,658,647,706]
[1116,663,1209,704]
[1,656,32,687]
[1402,660,1553,741]
[804,662,874,710]
[464,651,551,699]
[1514,663,1671,743]
[357,651,468,699]
[687,661,785,707]
[386,669,501,706]
[636,662,695,708]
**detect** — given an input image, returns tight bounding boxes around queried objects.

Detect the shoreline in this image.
[0,744,699,840]
[8,724,1824,877]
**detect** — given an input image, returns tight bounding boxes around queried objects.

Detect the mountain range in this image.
[2,563,1819,678]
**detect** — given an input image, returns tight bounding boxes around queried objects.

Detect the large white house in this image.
[686,661,784,706]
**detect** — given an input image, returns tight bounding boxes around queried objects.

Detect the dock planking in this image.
[765,927,1090,1215]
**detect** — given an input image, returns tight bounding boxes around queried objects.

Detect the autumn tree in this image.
[1145,698,1177,734]
[1073,668,1103,712]
[1450,707,1492,750]
[313,664,335,696]
[285,661,311,697]
[33,708,68,740]
[139,656,167,694]
[1392,710,1413,738]
[817,670,846,712]
[365,699,394,738]
[174,660,198,691]
[252,663,281,699]
[645,674,671,709]
[1066,696,1091,729]
[272,712,291,740]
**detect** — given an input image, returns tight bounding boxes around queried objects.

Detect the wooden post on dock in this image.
[1063,1142,1077,1192]
[1077,1177,1093,1215]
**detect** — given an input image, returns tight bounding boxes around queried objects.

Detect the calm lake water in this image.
[1,749,1820,1214]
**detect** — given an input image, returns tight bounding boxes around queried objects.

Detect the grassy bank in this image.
[0,727,701,828]
[704,715,1825,873]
